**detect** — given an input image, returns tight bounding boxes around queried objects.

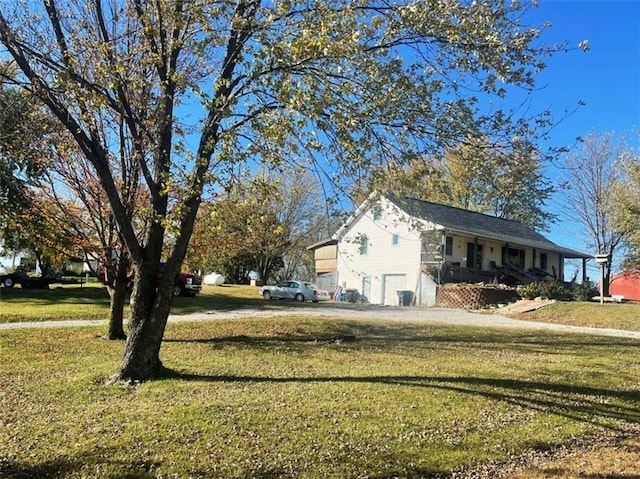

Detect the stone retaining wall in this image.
[436,284,520,310]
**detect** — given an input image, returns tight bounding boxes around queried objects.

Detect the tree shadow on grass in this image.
[0,286,110,306]
[163,325,640,426]
[162,369,640,431]
[163,320,640,356]
[0,452,158,479]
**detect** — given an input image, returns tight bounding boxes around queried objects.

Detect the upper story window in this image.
[373,207,382,221]
[392,234,399,246]
[359,236,369,255]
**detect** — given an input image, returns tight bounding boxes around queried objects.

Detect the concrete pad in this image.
[501,299,556,313]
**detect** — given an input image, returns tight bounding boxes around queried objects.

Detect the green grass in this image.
[509,300,640,332]
[1,316,639,478]
[0,284,266,323]
[0,283,112,322]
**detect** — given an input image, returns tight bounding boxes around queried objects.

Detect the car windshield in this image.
[303,283,317,289]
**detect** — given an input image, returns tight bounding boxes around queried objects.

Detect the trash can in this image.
[397,290,413,306]
[344,288,360,303]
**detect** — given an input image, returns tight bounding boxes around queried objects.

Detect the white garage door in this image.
[382,274,407,306]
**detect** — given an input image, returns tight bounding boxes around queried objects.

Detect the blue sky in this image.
[528,0,639,149]
[522,1,640,276]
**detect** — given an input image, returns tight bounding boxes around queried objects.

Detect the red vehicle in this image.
[98,263,202,297]
[158,263,202,297]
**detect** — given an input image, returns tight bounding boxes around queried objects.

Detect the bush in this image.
[570,280,598,301]
[518,281,572,301]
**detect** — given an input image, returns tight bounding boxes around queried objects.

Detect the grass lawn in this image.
[0,283,266,323]
[508,300,640,332]
[1,315,640,478]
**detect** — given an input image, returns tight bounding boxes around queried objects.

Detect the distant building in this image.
[609,271,640,301]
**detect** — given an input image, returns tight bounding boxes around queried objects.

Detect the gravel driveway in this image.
[2,303,640,340]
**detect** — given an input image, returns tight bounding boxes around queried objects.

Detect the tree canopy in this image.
[187,170,331,284]
[355,138,556,230]
[0,0,578,381]
[560,132,628,294]
[0,86,46,243]
[612,139,640,270]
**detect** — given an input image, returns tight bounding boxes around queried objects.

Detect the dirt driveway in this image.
[3,302,640,341]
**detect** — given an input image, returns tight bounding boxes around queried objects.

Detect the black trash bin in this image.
[397,290,413,306]
[344,288,360,303]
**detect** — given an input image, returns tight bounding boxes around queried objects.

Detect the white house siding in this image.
[0,246,28,274]
[382,274,407,305]
[546,252,562,279]
[336,198,424,305]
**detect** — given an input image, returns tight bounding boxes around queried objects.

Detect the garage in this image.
[382,274,407,306]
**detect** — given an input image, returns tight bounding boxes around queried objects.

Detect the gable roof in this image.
[387,195,590,259]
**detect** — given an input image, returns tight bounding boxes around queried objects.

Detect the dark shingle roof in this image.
[389,196,590,259]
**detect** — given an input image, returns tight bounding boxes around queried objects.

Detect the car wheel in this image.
[173,284,185,297]
[295,293,305,302]
[3,277,14,288]
[263,290,272,300]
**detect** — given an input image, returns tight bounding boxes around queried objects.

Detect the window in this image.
[503,246,526,269]
[445,236,453,256]
[540,253,548,270]
[373,207,382,221]
[359,236,369,255]
[392,234,399,246]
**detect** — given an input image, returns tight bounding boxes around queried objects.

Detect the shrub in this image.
[570,280,598,301]
[518,282,542,300]
[518,281,572,301]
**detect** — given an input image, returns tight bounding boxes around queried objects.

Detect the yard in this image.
[1,285,639,477]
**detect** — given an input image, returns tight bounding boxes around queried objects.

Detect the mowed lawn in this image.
[0,283,265,323]
[1,286,640,478]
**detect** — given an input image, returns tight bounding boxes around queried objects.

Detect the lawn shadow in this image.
[0,286,110,306]
[164,320,640,355]
[0,449,158,479]
[162,322,640,441]
[163,369,640,431]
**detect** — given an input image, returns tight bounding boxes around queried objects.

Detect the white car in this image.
[260,280,331,303]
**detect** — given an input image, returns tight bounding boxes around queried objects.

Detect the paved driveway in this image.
[2,303,640,340]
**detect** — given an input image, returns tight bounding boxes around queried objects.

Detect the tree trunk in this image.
[603,265,612,297]
[112,260,175,382]
[104,253,131,340]
[106,284,127,340]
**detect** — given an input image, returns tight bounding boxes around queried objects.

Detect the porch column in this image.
[582,258,587,283]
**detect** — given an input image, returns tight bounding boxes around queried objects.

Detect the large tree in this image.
[0,85,48,244]
[187,170,331,284]
[355,138,556,230]
[0,84,84,274]
[442,139,556,230]
[561,132,628,295]
[36,140,142,340]
[187,190,287,285]
[0,0,576,381]
[612,142,640,270]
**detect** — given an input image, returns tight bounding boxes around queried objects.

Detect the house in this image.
[308,194,590,306]
[0,242,32,274]
[609,270,640,301]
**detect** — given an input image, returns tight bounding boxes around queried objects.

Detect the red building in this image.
[609,271,640,301]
